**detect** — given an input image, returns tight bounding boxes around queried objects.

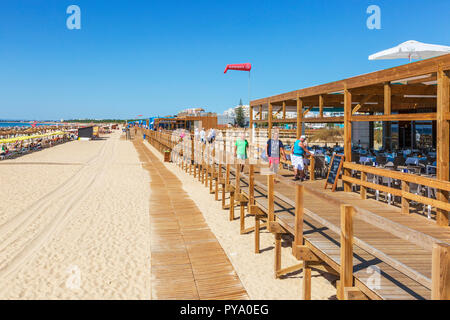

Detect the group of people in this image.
[194,128,216,144]
[233,131,311,181]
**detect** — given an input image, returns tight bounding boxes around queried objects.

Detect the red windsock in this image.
[224,63,252,73]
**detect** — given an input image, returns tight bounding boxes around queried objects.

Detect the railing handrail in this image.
[344,161,450,191]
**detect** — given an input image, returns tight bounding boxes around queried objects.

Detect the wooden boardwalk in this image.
[226,165,450,300]
[133,139,248,300]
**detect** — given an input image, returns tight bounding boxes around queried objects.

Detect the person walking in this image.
[234,132,248,172]
[200,128,206,144]
[291,135,312,181]
[266,131,286,181]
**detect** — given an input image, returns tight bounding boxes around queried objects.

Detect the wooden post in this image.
[259,105,262,121]
[240,199,246,234]
[384,82,392,115]
[309,156,315,181]
[437,68,450,226]
[431,243,450,300]
[296,96,303,139]
[190,138,194,175]
[275,233,282,279]
[250,105,254,131]
[401,181,410,214]
[267,174,275,230]
[205,146,209,187]
[319,95,324,118]
[249,164,255,209]
[282,101,286,120]
[343,88,352,192]
[210,147,215,193]
[215,165,219,201]
[339,204,354,300]
[302,261,312,300]
[255,213,260,254]
[235,163,241,196]
[293,185,304,253]
[360,172,367,200]
[229,188,235,221]
[268,102,273,140]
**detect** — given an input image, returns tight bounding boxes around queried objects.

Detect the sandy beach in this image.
[0,131,151,299]
[0,130,337,300]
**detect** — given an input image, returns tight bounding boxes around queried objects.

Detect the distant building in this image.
[221,103,250,127]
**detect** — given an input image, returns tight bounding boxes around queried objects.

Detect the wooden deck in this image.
[226,165,450,300]
[133,139,248,300]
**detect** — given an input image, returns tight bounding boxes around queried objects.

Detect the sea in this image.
[0,122,57,128]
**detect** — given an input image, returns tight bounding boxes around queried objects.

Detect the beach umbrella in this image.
[369,40,450,62]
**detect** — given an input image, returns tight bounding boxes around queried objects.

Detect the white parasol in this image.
[369,40,450,62]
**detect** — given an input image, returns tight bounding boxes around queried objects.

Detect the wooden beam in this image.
[274,233,282,278]
[437,67,450,226]
[351,113,437,122]
[344,287,369,300]
[344,88,352,192]
[339,204,354,300]
[293,245,320,262]
[303,105,314,117]
[273,106,284,118]
[432,243,450,300]
[384,83,391,115]
[270,221,287,234]
[319,95,324,118]
[302,261,312,300]
[282,101,286,119]
[249,105,254,130]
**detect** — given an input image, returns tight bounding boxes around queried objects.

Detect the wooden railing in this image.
[266,175,449,300]
[342,162,450,219]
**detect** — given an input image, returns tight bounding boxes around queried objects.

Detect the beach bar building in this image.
[144,54,450,300]
[154,113,218,131]
[250,54,450,226]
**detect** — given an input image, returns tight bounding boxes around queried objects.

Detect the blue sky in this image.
[1,0,449,120]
